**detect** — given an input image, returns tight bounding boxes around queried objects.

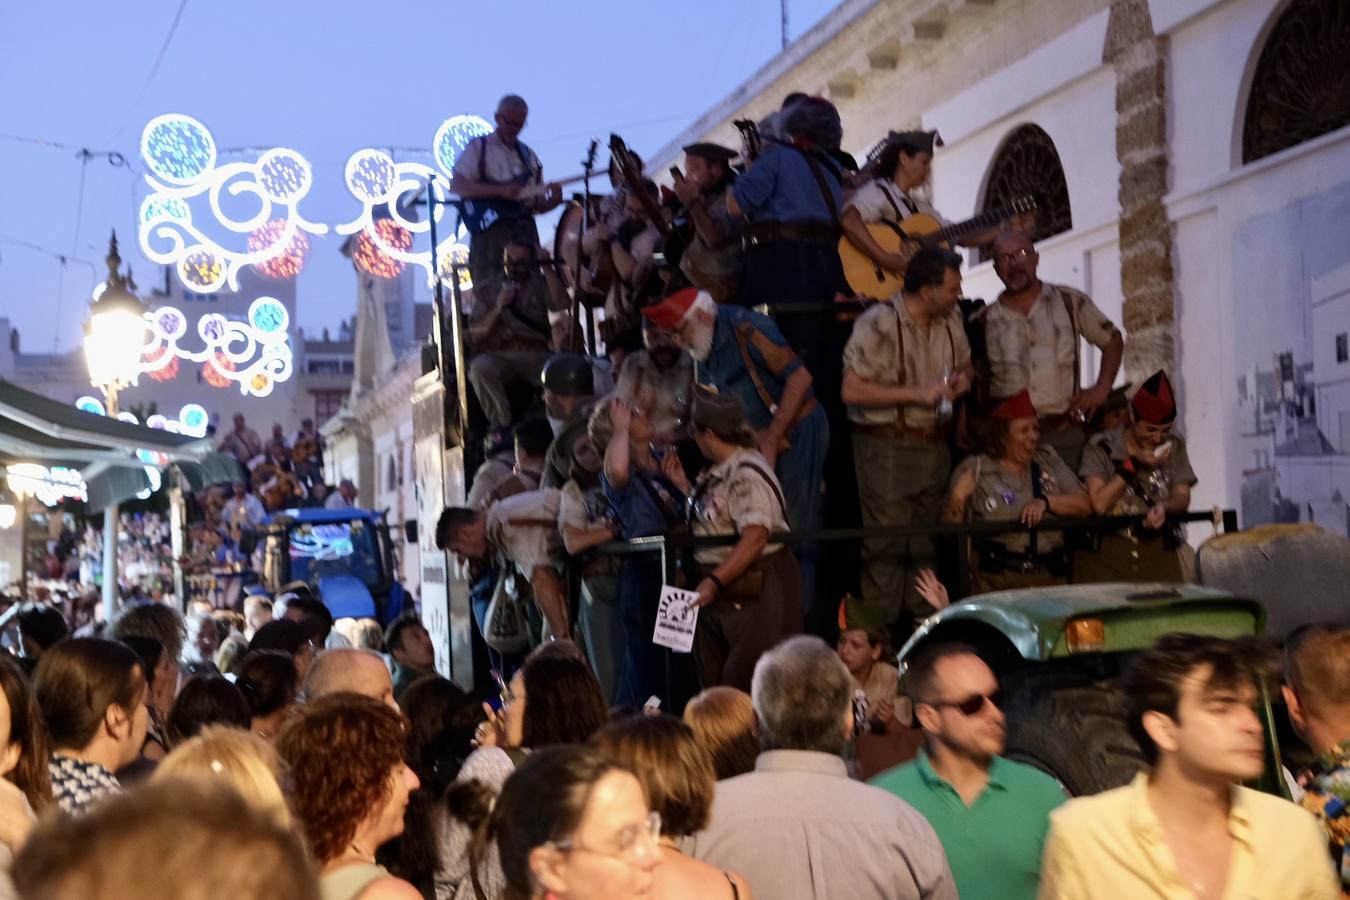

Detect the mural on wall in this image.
[1235,181,1350,534]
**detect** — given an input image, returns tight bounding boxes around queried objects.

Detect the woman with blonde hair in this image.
[682,687,758,780]
[153,725,290,827]
[592,716,751,899]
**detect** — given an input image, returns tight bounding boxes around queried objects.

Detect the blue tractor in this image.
[259,507,410,625]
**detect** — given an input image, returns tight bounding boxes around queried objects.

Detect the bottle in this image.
[935,369,954,423]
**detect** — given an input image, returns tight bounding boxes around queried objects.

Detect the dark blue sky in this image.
[0,0,836,354]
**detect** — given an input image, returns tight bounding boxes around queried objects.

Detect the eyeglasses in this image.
[550,810,662,864]
[929,690,1003,716]
[993,248,1033,266]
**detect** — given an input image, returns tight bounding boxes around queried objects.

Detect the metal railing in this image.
[573,508,1236,594]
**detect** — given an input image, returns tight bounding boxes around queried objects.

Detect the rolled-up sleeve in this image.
[731,148,781,219]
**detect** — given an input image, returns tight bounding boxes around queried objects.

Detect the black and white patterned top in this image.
[49,754,122,814]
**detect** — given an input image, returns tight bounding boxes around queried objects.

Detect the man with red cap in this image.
[643,285,828,610]
[1075,370,1197,582]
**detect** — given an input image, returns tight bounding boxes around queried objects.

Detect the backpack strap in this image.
[1053,286,1081,395]
[732,323,784,416]
[735,461,789,523]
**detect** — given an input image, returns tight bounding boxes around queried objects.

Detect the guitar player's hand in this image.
[1009,211,1037,236]
[881,248,913,274]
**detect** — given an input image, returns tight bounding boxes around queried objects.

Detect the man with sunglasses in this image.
[871,643,1064,900]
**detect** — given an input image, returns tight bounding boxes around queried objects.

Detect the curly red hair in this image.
[276,692,408,863]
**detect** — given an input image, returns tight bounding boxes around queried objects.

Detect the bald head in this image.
[304,649,396,710]
[497,94,528,116]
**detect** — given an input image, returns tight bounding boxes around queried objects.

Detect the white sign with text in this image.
[652,585,700,653]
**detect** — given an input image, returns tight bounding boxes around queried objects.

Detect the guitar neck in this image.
[921,205,1012,247]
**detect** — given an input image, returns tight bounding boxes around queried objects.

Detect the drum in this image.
[552,196,610,298]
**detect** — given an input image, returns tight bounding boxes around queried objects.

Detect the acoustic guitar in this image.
[838,195,1037,298]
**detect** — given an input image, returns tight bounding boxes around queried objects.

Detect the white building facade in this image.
[649,0,1350,530]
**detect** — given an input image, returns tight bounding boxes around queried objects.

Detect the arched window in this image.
[978,124,1073,262]
[1242,0,1350,164]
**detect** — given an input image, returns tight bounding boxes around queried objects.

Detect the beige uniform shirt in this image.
[843,298,972,428]
[452,132,542,186]
[485,488,563,577]
[981,282,1120,415]
[845,179,949,227]
[688,448,789,566]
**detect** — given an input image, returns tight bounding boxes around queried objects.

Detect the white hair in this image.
[683,290,717,325]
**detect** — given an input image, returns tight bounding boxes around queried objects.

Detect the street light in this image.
[85,231,148,623]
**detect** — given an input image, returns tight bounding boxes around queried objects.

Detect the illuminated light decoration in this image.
[75,399,209,438]
[75,395,106,416]
[0,506,14,529]
[438,238,472,289]
[203,351,236,389]
[178,248,226,291]
[249,219,310,280]
[433,115,492,176]
[139,195,191,225]
[345,149,398,204]
[5,464,88,507]
[353,218,413,279]
[142,113,217,184]
[339,118,488,290]
[137,113,327,292]
[134,297,292,398]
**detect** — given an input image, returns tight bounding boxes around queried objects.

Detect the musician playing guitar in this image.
[451,94,564,290]
[841,130,1034,289]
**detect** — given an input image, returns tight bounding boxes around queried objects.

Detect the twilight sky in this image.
[0,0,838,355]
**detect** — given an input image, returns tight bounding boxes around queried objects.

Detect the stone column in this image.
[1105,0,1175,381]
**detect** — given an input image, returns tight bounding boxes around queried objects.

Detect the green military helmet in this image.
[540,353,594,397]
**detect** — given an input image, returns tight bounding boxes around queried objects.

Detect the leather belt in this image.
[743,220,839,246]
[851,420,947,444]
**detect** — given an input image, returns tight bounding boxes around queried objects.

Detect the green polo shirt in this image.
[869,750,1065,900]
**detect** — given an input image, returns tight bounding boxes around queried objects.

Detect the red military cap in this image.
[1131,370,1176,425]
[641,287,702,331]
[992,390,1038,421]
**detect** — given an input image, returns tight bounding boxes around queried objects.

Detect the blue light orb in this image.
[141,114,217,185]
[345,150,397,203]
[248,297,289,335]
[257,149,312,202]
[434,115,492,176]
[139,195,191,225]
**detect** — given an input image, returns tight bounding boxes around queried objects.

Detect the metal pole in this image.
[781,0,789,49]
[101,386,119,625]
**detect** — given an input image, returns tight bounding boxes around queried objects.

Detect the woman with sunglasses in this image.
[456,745,660,900]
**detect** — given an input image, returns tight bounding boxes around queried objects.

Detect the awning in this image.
[0,379,213,512]
[173,453,246,491]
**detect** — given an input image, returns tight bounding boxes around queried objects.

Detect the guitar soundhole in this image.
[977,124,1072,263]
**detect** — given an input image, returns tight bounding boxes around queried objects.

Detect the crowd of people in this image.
[0,601,1343,899]
[1,90,1342,899]
[432,92,1194,716]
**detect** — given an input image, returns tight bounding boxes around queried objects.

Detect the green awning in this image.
[174,453,246,491]
[0,379,213,512]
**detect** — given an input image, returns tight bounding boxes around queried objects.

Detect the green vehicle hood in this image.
[898,582,1266,664]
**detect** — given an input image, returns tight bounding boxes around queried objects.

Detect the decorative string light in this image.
[338,115,489,291]
[138,113,327,292]
[353,218,412,279]
[249,219,310,280]
[133,297,293,398]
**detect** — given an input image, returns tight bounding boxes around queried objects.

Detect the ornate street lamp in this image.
[85,231,148,622]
